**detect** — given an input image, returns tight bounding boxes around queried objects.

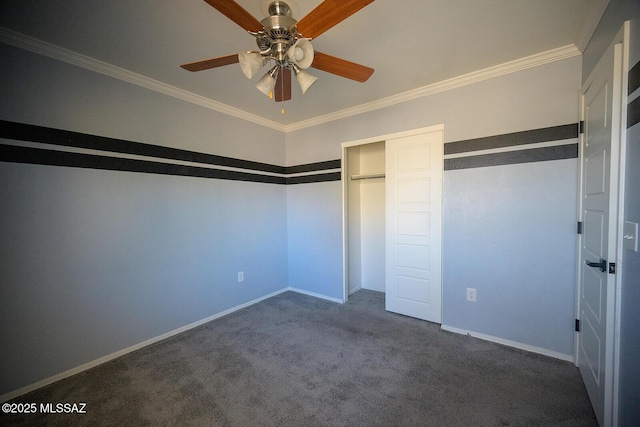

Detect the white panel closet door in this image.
[385,130,443,323]
[577,36,623,427]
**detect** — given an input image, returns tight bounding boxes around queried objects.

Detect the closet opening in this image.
[344,141,386,299]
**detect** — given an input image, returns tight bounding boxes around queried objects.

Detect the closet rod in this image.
[350,173,385,181]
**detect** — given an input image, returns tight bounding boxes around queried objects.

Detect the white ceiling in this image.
[0,0,603,127]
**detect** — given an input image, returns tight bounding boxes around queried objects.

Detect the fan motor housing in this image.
[258,1,300,62]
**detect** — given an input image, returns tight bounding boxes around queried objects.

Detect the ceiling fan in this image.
[181,0,375,102]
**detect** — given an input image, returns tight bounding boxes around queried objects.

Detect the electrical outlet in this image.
[237,271,244,283]
[466,288,477,302]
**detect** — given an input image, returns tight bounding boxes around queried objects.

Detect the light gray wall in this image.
[619,122,640,425]
[0,44,285,163]
[444,160,577,354]
[285,58,581,163]
[285,56,582,356]
[583,0,640,423]
[287,181,343,298]
[582,0,640,82]
[0,44,288,396]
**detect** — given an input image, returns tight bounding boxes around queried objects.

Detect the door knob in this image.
[585,258,606,273]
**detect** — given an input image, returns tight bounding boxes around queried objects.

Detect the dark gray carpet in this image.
[2,290,596,426]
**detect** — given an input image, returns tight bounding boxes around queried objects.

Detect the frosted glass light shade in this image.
[287,38,314,69]
[256,67,278,96]
[295,69,318,94]
[239,52,265,79]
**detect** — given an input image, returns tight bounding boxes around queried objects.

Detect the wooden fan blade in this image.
[296,0,374,39]
[180,54,239,72]
[274,68,292,102]
[311,52,374,82]
[203,0,263,32]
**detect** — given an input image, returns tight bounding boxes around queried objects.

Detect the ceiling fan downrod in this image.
[267,0,292,18]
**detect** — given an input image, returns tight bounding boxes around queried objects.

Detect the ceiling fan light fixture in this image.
[239,51,266,79]
[182,0,375,103]
[292,65,318,94]
[287,38,314,69]
[256,66,279,96]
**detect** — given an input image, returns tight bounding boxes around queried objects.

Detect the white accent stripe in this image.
[443,138,578,159]
[440,324,574,362]
[285,168,341,178]
[0,138,288,177]
[628,86,640,103]
[0,138,339,179]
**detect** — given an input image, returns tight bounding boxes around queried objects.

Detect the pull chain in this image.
[280,68,285,115]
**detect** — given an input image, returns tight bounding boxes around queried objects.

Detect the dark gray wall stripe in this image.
[628,96,640,129]
[0,144,286,184]
[0,120,343,180]
[286,172,341,185]
[1,120,582,180]
[444,144,578,170]
[629,60,640,96]
[0,120,287,174]
[445,124,578,155]
[286,159,341,174]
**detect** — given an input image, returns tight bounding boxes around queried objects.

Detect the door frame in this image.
[341,125,445,303]
[574,21,629,427]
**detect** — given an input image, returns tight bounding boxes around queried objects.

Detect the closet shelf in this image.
[350,173,385,181]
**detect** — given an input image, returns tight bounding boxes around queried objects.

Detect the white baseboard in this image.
[362,285,385,293]
[0,288,289,403]
[348,285,362,295]
[287,287,345,304]
[440,325,574,362]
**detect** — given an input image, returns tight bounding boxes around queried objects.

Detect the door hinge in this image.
[609,262,616,274]
[577,221,583,234]
[575,319,580,332]
[579,121,585,134]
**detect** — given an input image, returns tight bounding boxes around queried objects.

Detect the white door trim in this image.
[341,125,445,303]
[611,21,629,427]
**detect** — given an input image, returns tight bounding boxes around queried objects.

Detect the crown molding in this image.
[0,27,286,132]
[575,0,610,52]
[284,44,581,132]
[2,27,581,135]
